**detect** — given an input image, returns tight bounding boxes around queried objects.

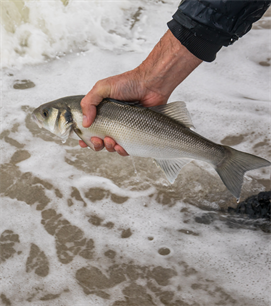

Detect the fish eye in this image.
[43,109,48,117]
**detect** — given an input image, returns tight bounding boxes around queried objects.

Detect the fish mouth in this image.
[31,113,43,128]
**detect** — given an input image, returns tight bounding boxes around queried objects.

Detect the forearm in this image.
[135,30,202,102]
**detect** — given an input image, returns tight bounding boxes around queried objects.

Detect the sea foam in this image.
[1,2,270,306]
[1,0,163,68]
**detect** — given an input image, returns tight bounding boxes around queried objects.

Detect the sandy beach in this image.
[1,1,270,305]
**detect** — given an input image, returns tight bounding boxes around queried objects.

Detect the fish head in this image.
[32,101,74,142]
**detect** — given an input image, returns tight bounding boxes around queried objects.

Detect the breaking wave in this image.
[1,0,149,68]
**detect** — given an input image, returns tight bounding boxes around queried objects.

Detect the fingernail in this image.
[107,144,113,149]
[92,141,101,149]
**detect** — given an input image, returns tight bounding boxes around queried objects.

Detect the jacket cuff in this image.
[167,19,222,62]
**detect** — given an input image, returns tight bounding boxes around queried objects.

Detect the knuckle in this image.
[95,80,103,87]
[80,97,87,108]
[94,79,111,98]
[93,80,104,92]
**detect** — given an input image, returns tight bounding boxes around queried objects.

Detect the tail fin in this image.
[215,146,270,199]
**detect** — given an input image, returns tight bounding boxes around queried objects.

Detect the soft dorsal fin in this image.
[154,158,191,183]
[149,101,195,129]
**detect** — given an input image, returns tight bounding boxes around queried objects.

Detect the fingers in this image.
[104,137,116,152]
[79,138,104,151]
[79,140,88,148]
[79,137,128,156]
[104,137,128,156]
[114,144,129,156]
[90,137,104,151]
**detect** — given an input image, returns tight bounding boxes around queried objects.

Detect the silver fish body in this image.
[32,95,270,199]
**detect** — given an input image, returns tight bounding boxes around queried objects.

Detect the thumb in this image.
[81,102,97,128]
[81,80,111,127]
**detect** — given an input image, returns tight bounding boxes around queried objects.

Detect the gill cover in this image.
[55,108,74,142]
[33,103,74,142]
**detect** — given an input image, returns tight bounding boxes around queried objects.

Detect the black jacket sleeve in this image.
[168,0,271,62]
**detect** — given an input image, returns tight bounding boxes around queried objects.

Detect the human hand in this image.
[80,69,169,156]
[80,30,202,156]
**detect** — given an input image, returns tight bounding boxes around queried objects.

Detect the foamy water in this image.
[1,1,271,306]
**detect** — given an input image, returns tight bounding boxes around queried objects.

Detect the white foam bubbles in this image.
[1,0,151,68]
[1,3,271,306]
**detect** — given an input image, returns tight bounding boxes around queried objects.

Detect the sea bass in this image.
[32,95,270,199]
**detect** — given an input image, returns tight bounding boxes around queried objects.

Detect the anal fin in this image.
[154,158,191,183]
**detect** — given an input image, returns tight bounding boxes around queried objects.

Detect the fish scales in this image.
[32,95,271,199]
[90,100,225,163]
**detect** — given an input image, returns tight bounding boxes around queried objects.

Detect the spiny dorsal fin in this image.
[149,101,195,129]
[154,158,191,183]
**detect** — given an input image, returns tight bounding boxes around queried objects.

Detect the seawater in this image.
[1,1,271,305]
[1,0,162,68]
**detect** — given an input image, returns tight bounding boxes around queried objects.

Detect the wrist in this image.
[135,30,202,100]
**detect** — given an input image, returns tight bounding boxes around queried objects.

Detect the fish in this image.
[32,95,270,199]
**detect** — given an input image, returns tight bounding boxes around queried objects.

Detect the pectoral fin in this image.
[73,128,96,151]
[154,158,191,183]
